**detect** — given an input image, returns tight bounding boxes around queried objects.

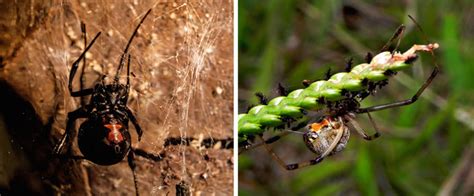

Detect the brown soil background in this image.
[0,0,233,195]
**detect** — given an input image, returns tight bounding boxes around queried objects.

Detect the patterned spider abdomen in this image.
[303,117,350,157]
[78,117,131,165]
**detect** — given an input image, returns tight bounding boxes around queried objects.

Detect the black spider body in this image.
[53,9,152,195]
[77,83,133,165]
[92,83,129,111]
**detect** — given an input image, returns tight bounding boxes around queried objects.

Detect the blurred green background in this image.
[238,0,474,195]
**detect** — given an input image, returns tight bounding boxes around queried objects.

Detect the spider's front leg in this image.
[68,32,101,97]
[53,108,87,155]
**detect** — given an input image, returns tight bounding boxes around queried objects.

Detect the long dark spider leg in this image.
[346,113,380,140]
[127,150,140,196]
[355,63,439,113]
[125,107,143,141]
[256,135,290,170]
[239,120,308,154]
[126,54,131,89]
[126,148,164,196]
[79,22,88,106]
[122,55,142,141]
[114,9,152,84]
[53,108,88,155]
[121,54,131,102]
[69,32,101,97]
[366,112,381,139]
[238,132,290,155]
[257,134,324,171]
[285,156,325,171]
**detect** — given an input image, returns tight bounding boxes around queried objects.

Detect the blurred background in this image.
[238,0,474,195]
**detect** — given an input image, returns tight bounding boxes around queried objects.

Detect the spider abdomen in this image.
[303,118,350,157]
[333,127,350,154]
[78,119,131,165]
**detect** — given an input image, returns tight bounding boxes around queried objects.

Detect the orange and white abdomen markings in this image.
[310,118,331,133]
[104,123,124,144]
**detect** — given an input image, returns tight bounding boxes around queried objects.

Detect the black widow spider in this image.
[53,9,153,195]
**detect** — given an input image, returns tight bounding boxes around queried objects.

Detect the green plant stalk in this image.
[239,43,439,142]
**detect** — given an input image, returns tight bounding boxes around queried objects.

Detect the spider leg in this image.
[257,134,321,171]
[346,113,380,140]
[79,22,88,106]
[126,54,131,89]
[238,132,290,155]
[127,150,140,196]
[319,119,345,158]
[126,148,163,196]
[256,135,290,170]
[366,112,381,139]
[285,156,325,171]
[114,9,152,84]
[53,108,88,155]
[69,32,101,97]
[239,120,308,154]
[355,64,438,113]
[126,107,143,141]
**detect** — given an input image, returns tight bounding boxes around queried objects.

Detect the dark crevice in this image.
[0,80,54,195]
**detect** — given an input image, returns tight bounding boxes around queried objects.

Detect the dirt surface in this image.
[0,0,233,195]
